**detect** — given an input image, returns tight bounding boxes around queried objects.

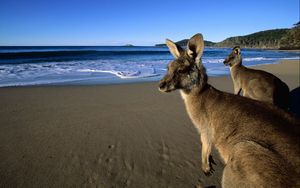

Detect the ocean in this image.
[0,46,299,87]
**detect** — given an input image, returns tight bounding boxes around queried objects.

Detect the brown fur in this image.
[159,34,300,187]
[223,46,290,110]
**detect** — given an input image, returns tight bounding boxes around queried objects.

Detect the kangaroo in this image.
[223,46,290,110]
[159,33,300,187]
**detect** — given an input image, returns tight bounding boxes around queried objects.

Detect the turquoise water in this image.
[0,46,299,87]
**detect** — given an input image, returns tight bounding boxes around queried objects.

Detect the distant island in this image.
[155,23,300,50]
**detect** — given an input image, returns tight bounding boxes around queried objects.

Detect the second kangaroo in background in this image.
[223,46,290,110]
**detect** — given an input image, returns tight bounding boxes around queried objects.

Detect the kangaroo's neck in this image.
[180,84,210,101]
[230,61,245,80]
[179,83,213,136]
[229,57,242,70]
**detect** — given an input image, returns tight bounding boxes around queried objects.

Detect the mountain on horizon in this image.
[155,25,300,50]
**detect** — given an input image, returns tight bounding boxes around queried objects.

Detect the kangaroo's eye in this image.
[178,69,186,73]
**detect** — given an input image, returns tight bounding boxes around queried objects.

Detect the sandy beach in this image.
[0,59,299,188]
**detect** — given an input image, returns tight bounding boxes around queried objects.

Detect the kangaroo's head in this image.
[223,46,242,67]
[159,33,207,93]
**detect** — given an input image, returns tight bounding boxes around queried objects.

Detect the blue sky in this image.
[0,0,299,46]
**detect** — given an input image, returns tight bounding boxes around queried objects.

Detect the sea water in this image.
[0,46,298,87]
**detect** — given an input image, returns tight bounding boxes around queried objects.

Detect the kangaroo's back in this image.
[207,86,299,161]
[273,77,290,109]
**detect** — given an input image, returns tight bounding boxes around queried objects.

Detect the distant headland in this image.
[156,23,300,50]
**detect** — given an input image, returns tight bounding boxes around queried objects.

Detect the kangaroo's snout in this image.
[158,78,174,93]
[159,81,166,90]
[223,60,230,66]
[223,56,233,66]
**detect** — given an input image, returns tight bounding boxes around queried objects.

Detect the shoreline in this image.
[1,59,299,89]
[0,59,299,187]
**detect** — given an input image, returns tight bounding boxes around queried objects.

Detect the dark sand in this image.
[0,60,299,187]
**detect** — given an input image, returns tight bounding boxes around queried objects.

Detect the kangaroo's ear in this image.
[165,39,184,58]
[187,33,204,62]
[233,46,241,55]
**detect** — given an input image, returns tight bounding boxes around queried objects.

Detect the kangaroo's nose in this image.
[159,81,166,90]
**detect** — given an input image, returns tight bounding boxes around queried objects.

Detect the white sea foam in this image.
[203,59,224,64]
[243,57,275,61]
[77,69,159,79]
[203,56,299,64]
[0,60,167,87]
[202,57,273,64]
[0,51,298,87]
